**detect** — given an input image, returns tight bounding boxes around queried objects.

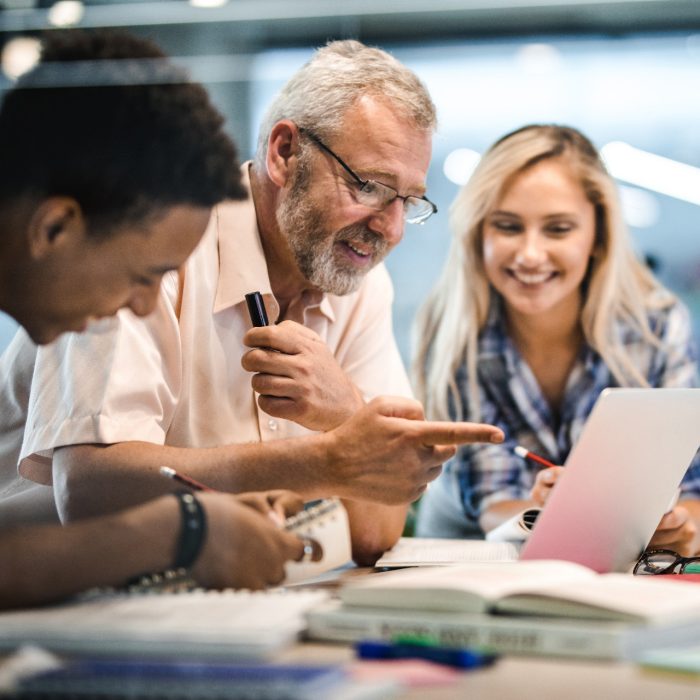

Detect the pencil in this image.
[159,465,215,492]
[514,445,557,469]
[160,466,288,528]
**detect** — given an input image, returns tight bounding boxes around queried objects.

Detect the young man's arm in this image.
[0,491,304,610]
[53,398,503,564]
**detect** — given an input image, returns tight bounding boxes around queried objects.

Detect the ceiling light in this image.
[602,141,700,207]
[189,0,228,8]
[515,43,562,74]
[618,185,660,229]
[1,36,41,80]
[443,148,481,186]
[47,0,84,27]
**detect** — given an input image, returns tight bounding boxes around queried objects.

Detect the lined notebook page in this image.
[375,537,519,567]
[0,588,329,659]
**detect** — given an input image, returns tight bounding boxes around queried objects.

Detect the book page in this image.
[341,560,596,614]
[375,537,519,567]
[496,574,700,624]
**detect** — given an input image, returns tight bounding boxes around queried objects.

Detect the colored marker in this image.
[514,445,557,469]
[355,640,498,670]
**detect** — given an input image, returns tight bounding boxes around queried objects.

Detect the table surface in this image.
[284,567,700,699]
[280,641,700,699]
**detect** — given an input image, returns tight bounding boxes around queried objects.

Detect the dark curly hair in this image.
[0,30,246,236]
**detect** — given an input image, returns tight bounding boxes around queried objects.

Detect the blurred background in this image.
[1,0,699,365]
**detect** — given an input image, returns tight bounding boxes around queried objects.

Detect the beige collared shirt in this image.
[0,168,411,489]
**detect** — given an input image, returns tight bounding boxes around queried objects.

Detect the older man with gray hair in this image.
[0,40,502,564]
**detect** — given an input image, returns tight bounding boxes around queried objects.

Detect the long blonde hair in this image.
[412,124,673,421]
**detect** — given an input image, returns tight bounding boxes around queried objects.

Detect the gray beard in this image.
[277,184,389,297]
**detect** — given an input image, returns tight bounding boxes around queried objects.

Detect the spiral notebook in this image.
[0,588,329,660]
[284,498,353,584]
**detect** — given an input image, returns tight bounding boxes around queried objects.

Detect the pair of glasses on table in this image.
[634,549,700,575]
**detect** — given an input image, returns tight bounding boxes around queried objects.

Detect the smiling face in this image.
[277,95,432,296]
[9,203,210,344]
[481,157,597,326]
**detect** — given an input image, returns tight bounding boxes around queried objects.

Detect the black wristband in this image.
[173,491,207,571]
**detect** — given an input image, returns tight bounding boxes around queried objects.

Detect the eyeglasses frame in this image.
[633,548,700,575]
[298,127,437,224]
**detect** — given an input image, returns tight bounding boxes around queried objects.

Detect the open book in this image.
[340,560,700,624]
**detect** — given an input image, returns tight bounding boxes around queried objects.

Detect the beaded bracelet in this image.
[126,567,195,594]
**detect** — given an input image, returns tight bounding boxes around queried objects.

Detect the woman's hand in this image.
[529,466,565,507]
[648,506,699,558]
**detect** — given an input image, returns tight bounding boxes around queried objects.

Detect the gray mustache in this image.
[337,226,387,255]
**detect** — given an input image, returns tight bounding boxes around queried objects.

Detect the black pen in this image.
[245,291,269,327]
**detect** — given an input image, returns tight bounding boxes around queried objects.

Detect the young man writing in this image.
[0,29,309,607]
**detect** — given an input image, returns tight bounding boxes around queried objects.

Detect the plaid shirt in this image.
[443,297,700,528]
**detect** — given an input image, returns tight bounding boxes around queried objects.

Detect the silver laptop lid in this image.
[520,388,700,573]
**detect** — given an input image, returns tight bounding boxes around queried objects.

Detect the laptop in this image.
[520,388,700,573]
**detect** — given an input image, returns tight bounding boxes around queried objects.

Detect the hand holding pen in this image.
[514,446,565,507]
[245,291,269,327]
[160,466,298,526]
[241,291,365,431]
[159,466,320,563]
[235,490,304,529]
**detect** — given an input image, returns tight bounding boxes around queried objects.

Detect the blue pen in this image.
[355,640,498,670]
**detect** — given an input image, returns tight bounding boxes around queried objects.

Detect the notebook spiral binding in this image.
[284,498,342,533]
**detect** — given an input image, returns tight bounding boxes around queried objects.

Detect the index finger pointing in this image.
[416,420,504,446]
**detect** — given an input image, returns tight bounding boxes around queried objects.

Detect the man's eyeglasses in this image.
[633,548,700,575]
[299,128,437,225]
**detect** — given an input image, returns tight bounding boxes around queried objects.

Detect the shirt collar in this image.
[213,162,334,324]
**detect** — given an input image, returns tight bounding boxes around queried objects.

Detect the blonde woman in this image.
[413,124,700,555]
